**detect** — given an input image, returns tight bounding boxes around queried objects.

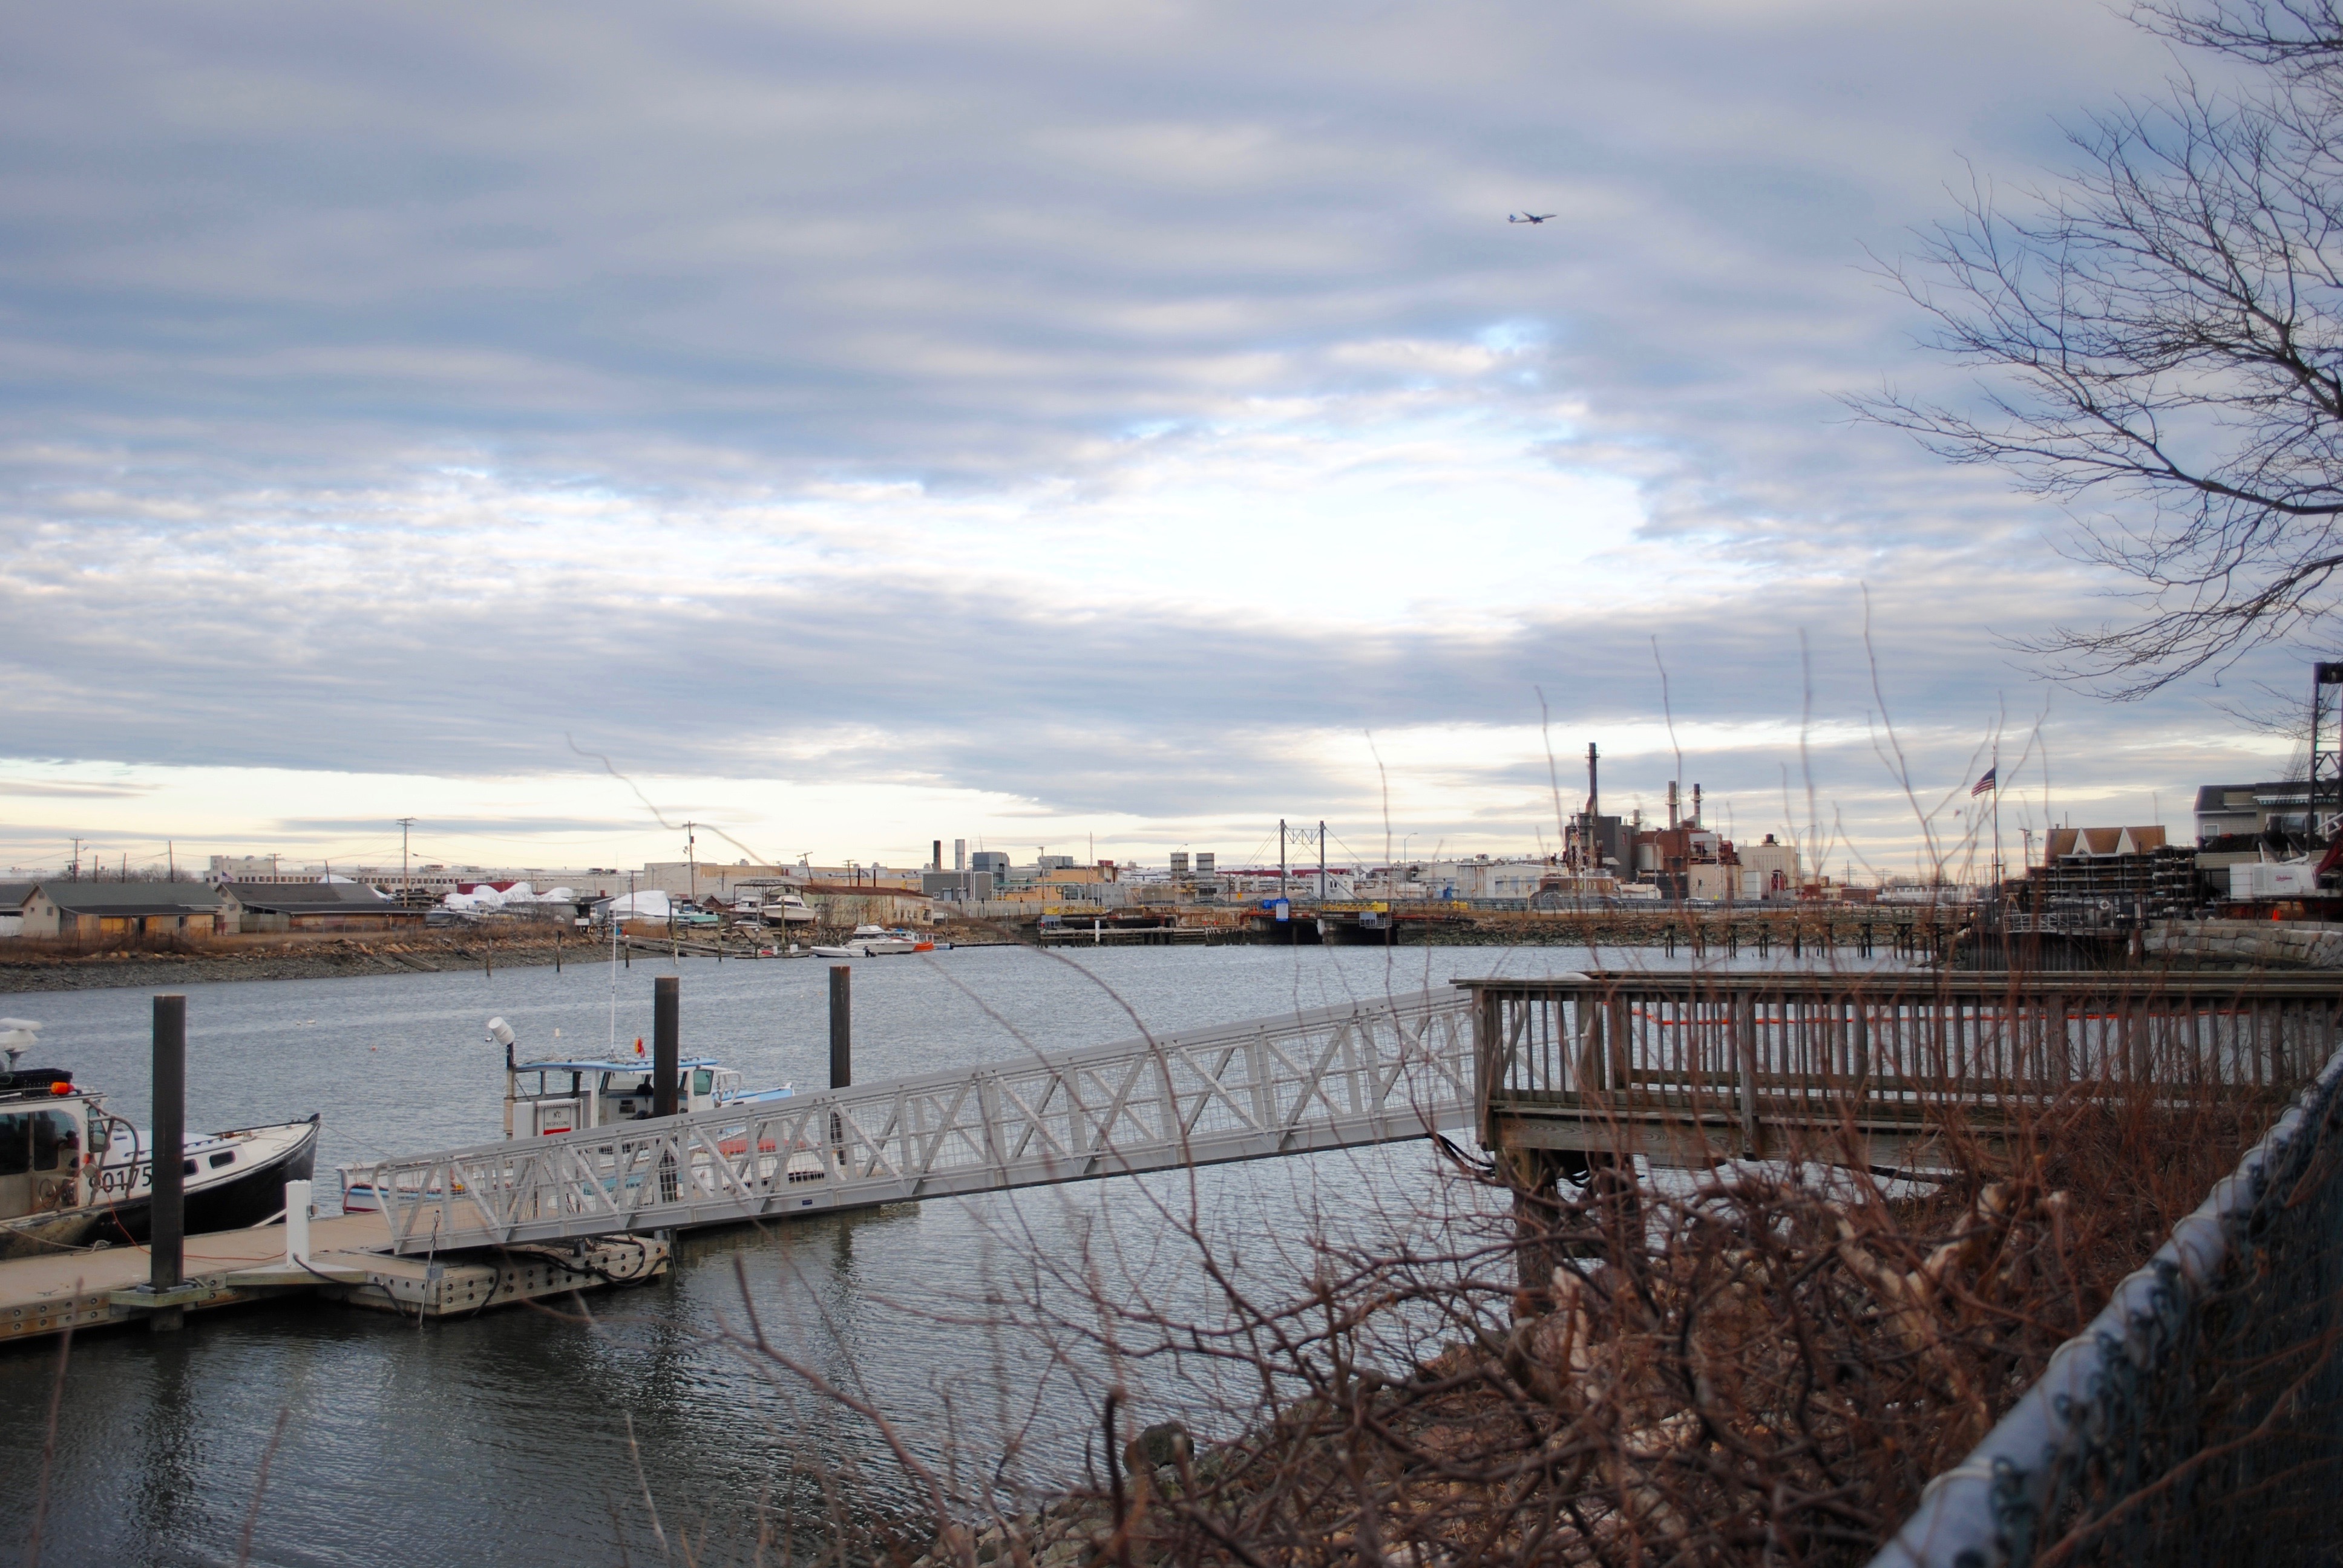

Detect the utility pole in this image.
[1279,819,1286,903]
[70,838,82,882]
[686,822,697,906]
[1318,820,1327,903]
[398,817,414,905]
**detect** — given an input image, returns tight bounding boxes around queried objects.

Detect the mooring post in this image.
[652,974,680,1117]
[151,993,186,1331]
[829,964,852,1088]
[284,1178,312,1267]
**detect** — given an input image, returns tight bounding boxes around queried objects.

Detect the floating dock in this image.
[0,1213,667,1347]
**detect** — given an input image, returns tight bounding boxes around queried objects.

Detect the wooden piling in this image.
[150,994,186,1331]
[652,975,680,1117]
[830,965,852,1089]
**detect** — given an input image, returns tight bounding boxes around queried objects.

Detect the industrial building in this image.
[217,881,427,934]
[15,881,224,940]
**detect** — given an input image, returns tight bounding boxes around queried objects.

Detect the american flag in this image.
[1971,767,1997,797]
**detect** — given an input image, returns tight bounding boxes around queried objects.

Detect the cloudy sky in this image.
[0,0,2298,877]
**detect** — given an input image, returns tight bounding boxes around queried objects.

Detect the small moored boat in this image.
[0,1019,320,1261]
[336,1018,796,1212]
[810,924,936,958]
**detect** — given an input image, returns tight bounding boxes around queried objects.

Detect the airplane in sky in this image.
[1507,212,1556,224]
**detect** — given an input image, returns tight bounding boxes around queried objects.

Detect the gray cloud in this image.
[0,0,2282,858]
[273,816,641,835]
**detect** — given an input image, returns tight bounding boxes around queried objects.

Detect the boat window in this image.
[692,1070,713,1096]
[0,1114,28,1177]
[209,1151,235,1168]
[30,1112,77,1174]
[182,1158,198,1175]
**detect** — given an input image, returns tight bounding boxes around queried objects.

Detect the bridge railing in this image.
[1464,972,2343,1165]
[1871,1027,2343,1566]
[366,987,1476,1253]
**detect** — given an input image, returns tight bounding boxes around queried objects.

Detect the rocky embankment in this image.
[2145,917,2343,969]
[0,929,588,994]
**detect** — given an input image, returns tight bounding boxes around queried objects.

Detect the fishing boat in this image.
[810,924,935,958]
[0,1019,321,1261]
[336,1018,796,1212]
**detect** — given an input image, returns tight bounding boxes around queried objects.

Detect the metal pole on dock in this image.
[829,964,852,1088]
[151,993,186,1331]
[652,975,680,1117]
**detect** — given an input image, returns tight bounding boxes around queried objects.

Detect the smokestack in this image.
[932,840,943,871]
[954,838,966,871]
[1693,783,1703,826]
[1667,780,1679,831]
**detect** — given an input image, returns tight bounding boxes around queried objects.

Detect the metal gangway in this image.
[364,988,1476,1254]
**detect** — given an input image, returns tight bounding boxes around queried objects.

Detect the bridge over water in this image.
[364,985,1478,1253]
[361,968,2343,1257]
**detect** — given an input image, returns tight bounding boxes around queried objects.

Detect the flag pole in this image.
[1990,739,2002,904]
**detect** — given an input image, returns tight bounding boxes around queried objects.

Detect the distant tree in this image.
[1860,1,2343,697]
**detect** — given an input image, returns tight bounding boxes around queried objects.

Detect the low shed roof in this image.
[222,881,414,916]
[38,881,221,915]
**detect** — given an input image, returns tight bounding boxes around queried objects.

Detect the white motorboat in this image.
[729,884,819,928]
[336,1018,796,1212]
[810,924,934,958]
[0,1020,320,1261]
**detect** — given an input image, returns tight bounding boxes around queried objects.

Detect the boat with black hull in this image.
[0,1018,321,1261]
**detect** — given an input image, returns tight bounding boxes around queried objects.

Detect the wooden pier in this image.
[1470,970,2343,1173]
[0,1212,668,1348]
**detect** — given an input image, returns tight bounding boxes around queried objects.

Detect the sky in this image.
[0,0,2307,879]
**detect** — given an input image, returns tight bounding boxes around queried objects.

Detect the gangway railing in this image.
[365,988,1476,1254]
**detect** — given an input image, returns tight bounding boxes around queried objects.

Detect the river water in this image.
[0,941,1811,1567]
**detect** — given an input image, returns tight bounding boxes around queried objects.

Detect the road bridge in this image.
[362,987,1476,1254]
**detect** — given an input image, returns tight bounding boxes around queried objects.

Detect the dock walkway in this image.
[367,988,1478,1253]
[0,1214,667,1348]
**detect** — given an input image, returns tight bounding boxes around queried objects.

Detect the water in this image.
[0,941,1606,1568]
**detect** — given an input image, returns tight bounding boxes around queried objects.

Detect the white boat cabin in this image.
[504,1054,768,1137]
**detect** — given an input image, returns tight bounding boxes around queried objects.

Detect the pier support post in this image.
[151,993,186,1331]
[1501,1146,1640,1290]
[829,965,852,1089]
[652,975,680,1117]
[284,1179,312,1267]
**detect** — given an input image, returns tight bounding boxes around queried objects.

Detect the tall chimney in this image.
[1587,742,1600,819]
[1693,783,1703,826]
[1667,780,1679,831]
[932,840,943,871]
[954,838,966,871]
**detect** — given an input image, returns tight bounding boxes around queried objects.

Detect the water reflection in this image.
[0,943,1840,1566]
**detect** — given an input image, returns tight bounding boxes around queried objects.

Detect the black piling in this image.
[150,994,186,1331]
[829,965,852,1089]
[652,974,680,1117]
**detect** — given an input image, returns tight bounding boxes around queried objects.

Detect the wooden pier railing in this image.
[1464,971,2343,1169]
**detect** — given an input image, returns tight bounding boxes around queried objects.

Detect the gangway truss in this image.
[364,988,1476,1253]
